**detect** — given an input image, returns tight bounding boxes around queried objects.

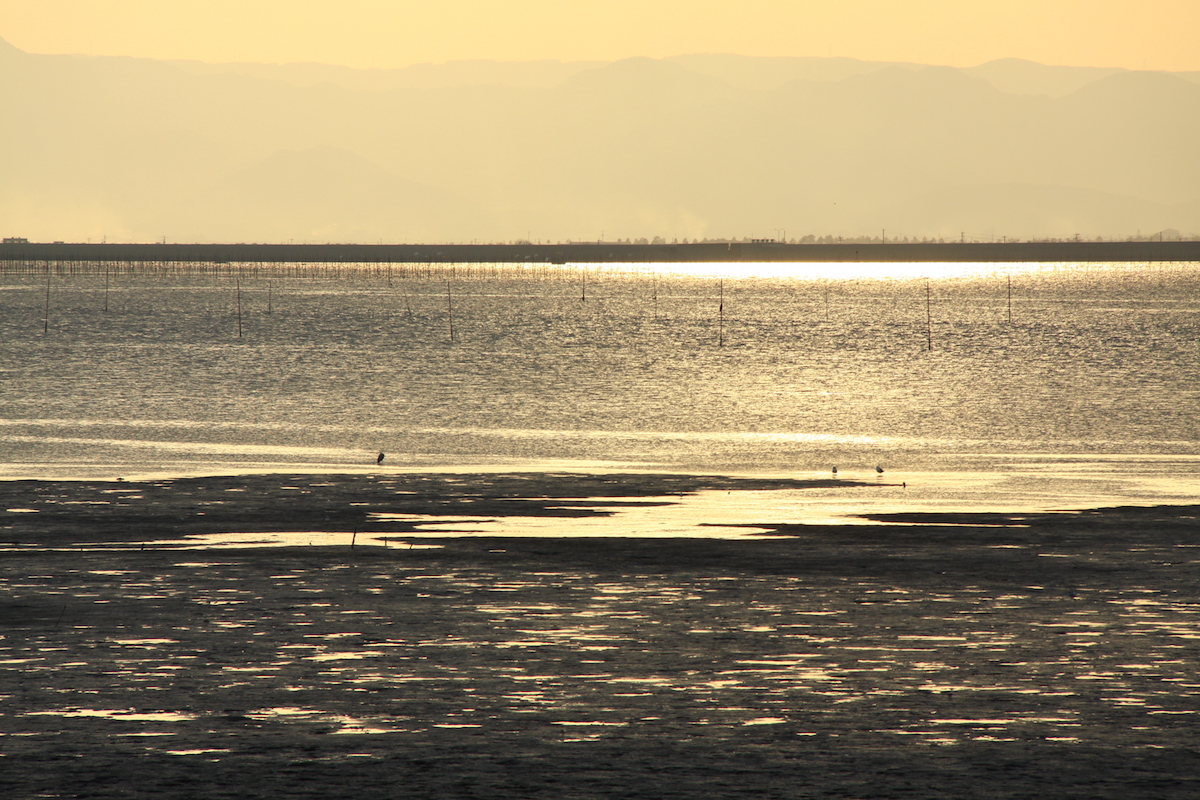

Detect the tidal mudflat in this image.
[1,473,1198,798]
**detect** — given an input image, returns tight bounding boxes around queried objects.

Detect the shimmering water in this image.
[6,551,1199,751]
[1,260,1197,515]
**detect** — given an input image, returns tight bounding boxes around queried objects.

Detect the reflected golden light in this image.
[580,261,1077,281]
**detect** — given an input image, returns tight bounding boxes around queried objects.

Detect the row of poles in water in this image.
[27,265,466,345]
[20,260,1017,350]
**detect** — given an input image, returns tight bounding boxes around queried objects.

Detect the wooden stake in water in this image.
[718,280,725,347]
[43,263,50,334]
[236,277,243,338]
[445,279,455,342]
[581,270,587,302]
[1006,274,1013,324]
[103,263,109,313]
[267,281,272,315]
[925,280,933,351]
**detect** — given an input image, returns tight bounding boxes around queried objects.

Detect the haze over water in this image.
[1,259,1197,522]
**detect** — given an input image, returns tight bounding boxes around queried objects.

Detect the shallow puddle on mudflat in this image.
[246,707,400,734]
[4,535,1198,756]
[25,709,198,722]
[144,531,448,549]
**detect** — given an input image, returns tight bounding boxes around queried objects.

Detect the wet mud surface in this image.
[1,474,1198,798]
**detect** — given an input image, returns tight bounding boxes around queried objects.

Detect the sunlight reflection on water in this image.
[2,259,1197,516]
[580,260,1071,281]
[86,454,1193,551]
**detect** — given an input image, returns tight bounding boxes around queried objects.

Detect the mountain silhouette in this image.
[1,37,1196,243]
[155,146,483,243]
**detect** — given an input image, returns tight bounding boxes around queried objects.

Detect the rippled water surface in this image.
[2,260,1197,511]
[2,262,1198,797]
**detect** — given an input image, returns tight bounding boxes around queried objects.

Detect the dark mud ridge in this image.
[1,473,1198,799]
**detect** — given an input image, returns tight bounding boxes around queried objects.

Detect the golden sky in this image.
[4,0,1199,71]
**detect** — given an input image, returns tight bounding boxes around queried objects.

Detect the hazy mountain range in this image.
[2,36,1198,244]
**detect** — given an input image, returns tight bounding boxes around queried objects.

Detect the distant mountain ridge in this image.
[161,49,1199,97]
[1,37,1197,243]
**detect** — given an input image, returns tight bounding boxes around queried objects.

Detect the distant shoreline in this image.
[2,240,1198,264]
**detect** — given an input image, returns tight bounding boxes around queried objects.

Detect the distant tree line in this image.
[553,229,1199,246]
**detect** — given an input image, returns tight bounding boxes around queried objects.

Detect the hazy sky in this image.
[5,0,1199,72]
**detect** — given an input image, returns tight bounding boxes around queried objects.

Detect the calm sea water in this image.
[2,260,1197,523]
